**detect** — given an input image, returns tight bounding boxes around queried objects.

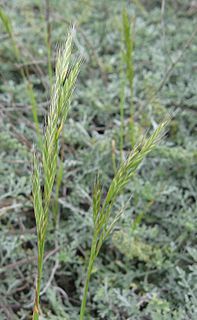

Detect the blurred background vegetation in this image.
[0,0,197,319]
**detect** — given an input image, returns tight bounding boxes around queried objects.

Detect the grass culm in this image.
[79,118,169,319]
[31,30,169,319]
[32,30,81,319]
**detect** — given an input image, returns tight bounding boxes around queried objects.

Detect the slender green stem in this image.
[80,260,94,320]
[33,229,45,319]
[45,0,53,89]
[111,139,117,174]
[122,9,135,147]
[80,232,97,320]
[119,70,125,162]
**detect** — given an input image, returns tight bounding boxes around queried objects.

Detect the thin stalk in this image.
[111,139,117,174]
[32,200,49,319]
[119,69,125,162]
[33,244,45,319]
[80,232,97,320]
[44,0,53,89]
[122,9,135,147]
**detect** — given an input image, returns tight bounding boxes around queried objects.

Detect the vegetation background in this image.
[0,0,197,319]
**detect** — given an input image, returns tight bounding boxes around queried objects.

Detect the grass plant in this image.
[1,2,196,319]
[80,118,169,319]
[32,31,81,319]
[30,24,169,319]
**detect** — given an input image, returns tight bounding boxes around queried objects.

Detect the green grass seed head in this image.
[32,29,81,319]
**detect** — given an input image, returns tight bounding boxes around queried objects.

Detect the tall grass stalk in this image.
[111,139,117,174]
[32,31,81,319]
[122,9,135,147]
[119,68,126,162]
[41,0,53,89]
[80,118,169,319]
